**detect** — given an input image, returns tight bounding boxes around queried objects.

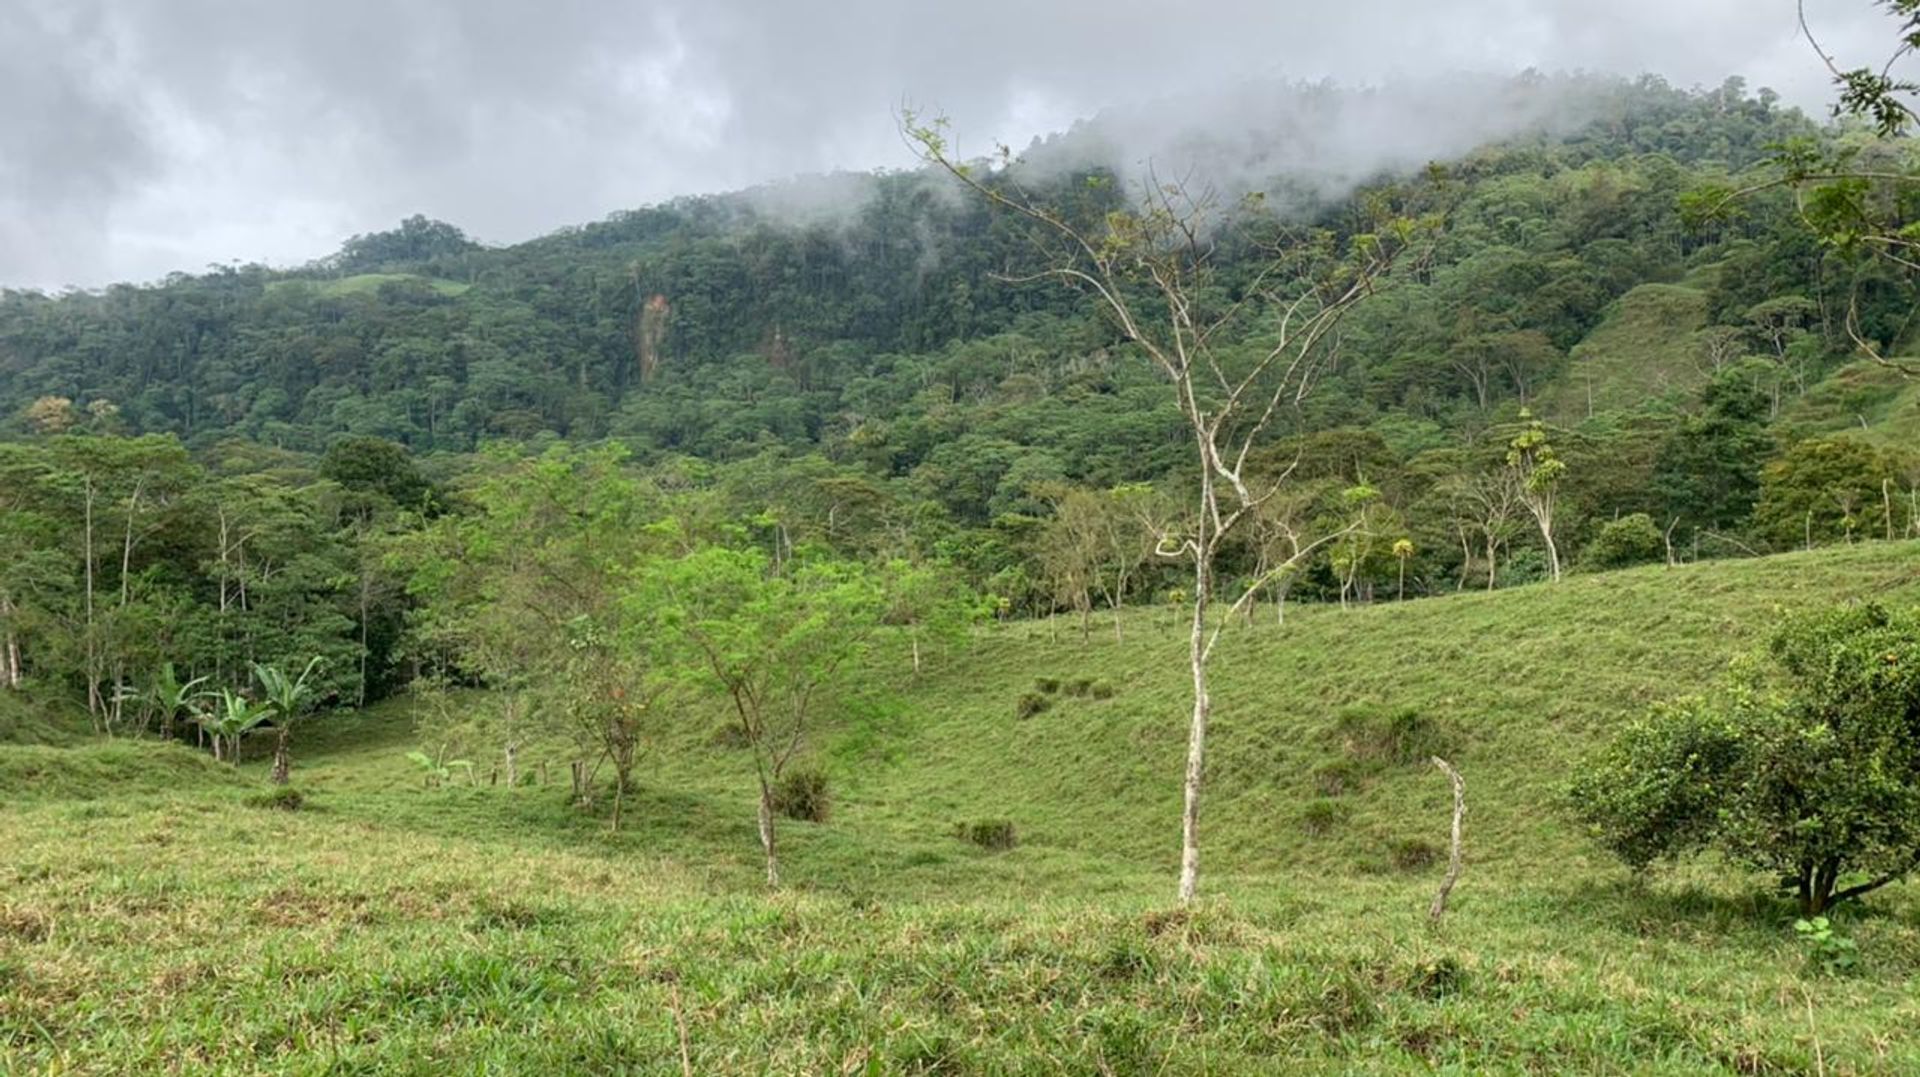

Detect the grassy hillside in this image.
[1541,282,1710,422]
[6,543,1920,1072]
[1780,358,1920,449]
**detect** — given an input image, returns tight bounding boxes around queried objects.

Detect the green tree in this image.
[254,657,325,785]
[1753,437,1904,548]
[640,546,885,887]
[1572,603,1920,913]
[1506,413,1567,582]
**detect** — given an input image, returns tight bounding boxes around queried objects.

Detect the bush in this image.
[773,768,830,822]
[1302,799,1346,837]
[954,819,1017,850]
[1406,956,1468,999]
[244,786,305,811]
[1089,680,1116,700]
[1065,678,1094,697]
[1389,837,1440,871]
[1571,603,1920,913]
[1015,693,1052,720]
[1584,513,1665,570]
[1033,677,1060,695]
[1314,760,1364,797]
[1331,705,1454,767]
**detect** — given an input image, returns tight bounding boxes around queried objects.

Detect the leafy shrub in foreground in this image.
[1571,602,1920,913]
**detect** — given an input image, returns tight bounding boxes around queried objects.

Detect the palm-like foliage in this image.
[148,662,209,737]
[253,657,323,716]
[254,656,324,784]
[196,688,276,764]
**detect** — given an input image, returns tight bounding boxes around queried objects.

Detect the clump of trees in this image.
[1572,603,1920,914]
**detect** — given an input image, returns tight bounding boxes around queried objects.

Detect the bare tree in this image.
[905,114,1422,903]
[1444,471,1521,591]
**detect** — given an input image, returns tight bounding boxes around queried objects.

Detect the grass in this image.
[6,542,1920,1071]
[266,273,472,299]
[1779,358,1920,450]
[1541,282,1710,422]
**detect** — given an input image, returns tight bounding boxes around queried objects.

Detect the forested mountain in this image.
[3,73,1918,724]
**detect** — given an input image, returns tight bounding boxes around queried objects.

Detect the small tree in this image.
[1572,603,1920,914]
[1584,514,1665,571]
[1392,538,1416,601]
[1506,412,1566,582]
[643,546,885,887]
[254,657,324,785]
[143,662,209,739]
[197,688,275,765]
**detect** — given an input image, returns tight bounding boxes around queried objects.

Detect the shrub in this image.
[1065,678,1094,697]
[1015,693,1052,720]
[1571,602,1920,913]
[954,819,1017,850]
[1314,760,1364,797]
[1794,916,1860,975]
[1033,677,1060,695]
[1332,705,1454,766]
[1389,837,1440,871]
[773,768,830,822]
[1406,956,1467,999]
[1302,799,1346,837]
[245,786,304,811]
[1584,513,1665,570]
[1089,680,1116,700]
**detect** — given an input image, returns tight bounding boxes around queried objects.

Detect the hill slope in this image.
[6,543,1920,1072]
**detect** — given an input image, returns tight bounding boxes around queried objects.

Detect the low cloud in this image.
[0,0,1904,289]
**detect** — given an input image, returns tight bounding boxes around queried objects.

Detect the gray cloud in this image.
[0,0,1905,289]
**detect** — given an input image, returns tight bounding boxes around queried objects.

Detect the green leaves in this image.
[1573,603,1920,912]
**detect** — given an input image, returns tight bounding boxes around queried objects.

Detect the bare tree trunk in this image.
[758,780,781,888]
[1177,539,1212,906]
[270,725,291,784]
[504,741,519,788]
[1428,756,1466,913]
[84,473,99,723]
[1429,757,1466,921]
[911,632,922,674]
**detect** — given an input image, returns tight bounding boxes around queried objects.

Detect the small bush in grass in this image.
[1584,512,1666,570]
[1314,759,1364,797]
[1389,837,1440,871]
[707,722,751,750]
[1033,677,1060,695]
[1065,678,1094,697]
[1407,956,1468,999]
[245,787,304,811]
[1332,705,1454,766]
[1089,680,1116,700]
[773,768,830,822]
[1015,693,1052,720]
[954,819,1017,850]
[1302,799,1346,837]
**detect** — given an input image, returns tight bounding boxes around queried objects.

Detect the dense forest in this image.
[3,73,1918,724]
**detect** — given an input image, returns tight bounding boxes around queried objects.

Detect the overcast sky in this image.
[0,0,1906,290]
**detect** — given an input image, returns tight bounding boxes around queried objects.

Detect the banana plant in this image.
[196,688,276,764]
[254,656,324,785]
[147,662,209,738]
[405,749,475,789]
